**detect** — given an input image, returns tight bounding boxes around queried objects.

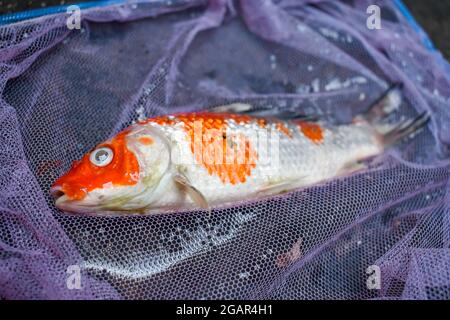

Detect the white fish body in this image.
[142,116,381,210]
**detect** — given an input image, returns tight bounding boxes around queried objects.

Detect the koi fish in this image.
[50,84,429,215]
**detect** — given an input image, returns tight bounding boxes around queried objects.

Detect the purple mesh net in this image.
[1,0,449,300]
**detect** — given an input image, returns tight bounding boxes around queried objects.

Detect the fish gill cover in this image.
[0,0,449,299]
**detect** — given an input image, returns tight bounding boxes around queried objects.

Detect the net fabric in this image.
[1,0,449,300]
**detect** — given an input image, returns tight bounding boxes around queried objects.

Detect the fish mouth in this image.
[50,185,73,211]
[50,185,92,214]
[50,185,65,200]
[50,185,67,204]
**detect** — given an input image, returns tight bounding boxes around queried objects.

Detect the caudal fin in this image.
[364,83,430,148]
[381,112,430,148]
[365,83,403,123]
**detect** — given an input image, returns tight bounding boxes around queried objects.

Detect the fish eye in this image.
[89,147,113,167]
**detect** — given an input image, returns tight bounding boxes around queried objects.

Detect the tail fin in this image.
[364,83,430,148]
[365,83,403,124]
[381,112,430,148]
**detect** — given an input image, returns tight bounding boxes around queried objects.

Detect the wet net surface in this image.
[1,0,450,299]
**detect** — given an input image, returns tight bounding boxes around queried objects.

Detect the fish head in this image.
[50,125,171,214]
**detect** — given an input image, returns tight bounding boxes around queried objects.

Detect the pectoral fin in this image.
[337,159,368,176]
[174,172,210,211]
[257,178,305,196]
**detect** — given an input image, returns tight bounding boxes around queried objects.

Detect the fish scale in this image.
[142,113,382,208]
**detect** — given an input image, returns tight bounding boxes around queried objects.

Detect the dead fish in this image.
[50,84,429,215]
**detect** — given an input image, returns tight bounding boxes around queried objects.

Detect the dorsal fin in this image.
[209,102,317,121]
[209,103,253,113]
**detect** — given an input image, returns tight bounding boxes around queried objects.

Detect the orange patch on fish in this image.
[276,122,293,138]
[52,130,140,200]
[138,136,154,145]
[298,121,324,144]
[147,112,258,184]
[257,118,267,128]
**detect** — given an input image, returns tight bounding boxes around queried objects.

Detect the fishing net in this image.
[1,0,449,300]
